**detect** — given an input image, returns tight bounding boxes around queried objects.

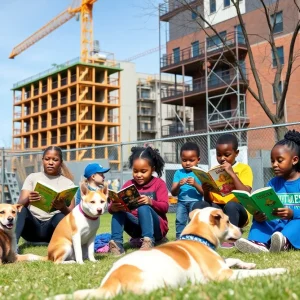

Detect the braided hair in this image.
[128,146,165,177]
[274,130,300,172]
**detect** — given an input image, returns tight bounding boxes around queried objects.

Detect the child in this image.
[171,142,203,239]
[75,163,110,206]
[236,130,300,253]
[193,134,253,231]
[108,146,169,256]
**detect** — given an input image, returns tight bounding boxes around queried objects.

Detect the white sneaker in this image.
[235,238,269,253]
[269,232,285,253]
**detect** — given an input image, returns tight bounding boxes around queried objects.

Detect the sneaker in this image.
[269,232,285,253]
[221,242,234,249]
[140,237,154,250]
[129,237,142,248]
[235,238,269,253]
[109,240,125,256]
[155,237,169,246]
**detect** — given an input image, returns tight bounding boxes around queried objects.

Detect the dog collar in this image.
[78,204,99,221]
[180,234,216,250]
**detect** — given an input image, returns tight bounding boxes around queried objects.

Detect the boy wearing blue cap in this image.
[75,163,110,205]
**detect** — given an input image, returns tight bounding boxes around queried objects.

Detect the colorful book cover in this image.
[191,166,234,196]
[108,184,140,211]
[232,187,284,220]
[33,181,78,213]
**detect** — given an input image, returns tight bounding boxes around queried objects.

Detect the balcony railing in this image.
[161,118,206,136]
[61,96,67,105]
[108,78,119,86]
[51,136,57,144]
[159,0,198,18]
[138,126,156,132]
[33,88,39,96]
[161,32,246,69]
[42,85,47,93]
[71,93,77,102]
[161,68,247,100]
[41,120,47,128]
[61,77,67,86]
[208,109,248,125]
[52,81,58,89]
[41,138,47,146]
[51,99,58,108]
[108,115,119,123]
[32,140,38,148]
[61,115,67,124]
[70,114,76,122]
[137,110,155,116]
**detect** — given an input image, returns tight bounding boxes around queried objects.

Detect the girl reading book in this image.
[236,130,300,253]
[16,146,76,246]
[108,146,169,256]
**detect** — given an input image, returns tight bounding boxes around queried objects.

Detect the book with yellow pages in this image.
[232,187,284,221]
[33,181,79,213]
[191,165,235,196]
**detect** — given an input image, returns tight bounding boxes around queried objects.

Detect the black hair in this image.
[180,142,200,157]
[273,130,300,172]
[129,146,165,177]
[42,146,74,180]
[43,146,63,161]
[216,134,238,151]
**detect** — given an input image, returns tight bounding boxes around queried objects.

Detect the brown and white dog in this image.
[47,184,107,264]
[0,203,43,263]
[52,207,287,299]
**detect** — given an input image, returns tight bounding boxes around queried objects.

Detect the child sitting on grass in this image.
[75,163,110,206]
[236,130,300,253]
[108,146,169,256]
[171,142,203,239]
[192,134,253,247]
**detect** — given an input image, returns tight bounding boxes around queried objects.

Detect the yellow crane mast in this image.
[9,0,97,62]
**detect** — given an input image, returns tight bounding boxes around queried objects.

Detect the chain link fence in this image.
[2,122,300,206]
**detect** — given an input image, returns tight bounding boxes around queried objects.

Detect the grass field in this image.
[1,213,300,300]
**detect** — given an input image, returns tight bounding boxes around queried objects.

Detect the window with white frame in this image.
[210,0,216,14]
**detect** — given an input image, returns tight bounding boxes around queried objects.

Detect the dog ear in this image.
[189,209,200,221]
[102,183,108,196]
[80,182,89,197]
[209,209,223,226]
[14,204,23,213]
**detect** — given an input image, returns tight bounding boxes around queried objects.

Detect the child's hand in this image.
[110,202,126,213]
[272,208,293,220]
[179,178,188,186]
[253,211,267,222]
[202,182,214,193]
[138,195,152,206]
[186,177,196,186]
[221,161,234,176]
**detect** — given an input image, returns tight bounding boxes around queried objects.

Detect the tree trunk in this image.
[274,123,288,141]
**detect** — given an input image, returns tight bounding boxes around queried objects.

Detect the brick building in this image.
[159,0,300,149]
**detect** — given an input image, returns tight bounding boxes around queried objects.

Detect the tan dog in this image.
[52,207,286,299]
[0,203,44,263]
[47,185,107,264]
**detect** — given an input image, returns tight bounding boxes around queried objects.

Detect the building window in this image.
[191,41,200,57]
[173,47,180,64]
[140,89,150,99]
[235,24,245,44]
[210,0,216,14]
[273,81,283,103]
[272,46,284,67]
[271,11,283,34]
[224,0,230,8]
[207,31,227,49]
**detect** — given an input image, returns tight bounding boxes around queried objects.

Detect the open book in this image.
[33,181,79,213]
[191,166,235,196]
[232,187,284,220]
[108,184,140,212]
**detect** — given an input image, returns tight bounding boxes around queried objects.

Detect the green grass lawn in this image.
[1,213,300,299]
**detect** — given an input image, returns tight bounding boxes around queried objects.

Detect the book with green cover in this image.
[33,181,79,213]
[108,184,141,211]
[191,165,235,196]
[232,187,284,220]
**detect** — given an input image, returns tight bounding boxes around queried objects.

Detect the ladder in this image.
[0,172,20,204]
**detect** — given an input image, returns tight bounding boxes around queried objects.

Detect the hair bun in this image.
[284,130,300,145]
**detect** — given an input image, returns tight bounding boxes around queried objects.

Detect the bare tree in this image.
[160,0,300,139]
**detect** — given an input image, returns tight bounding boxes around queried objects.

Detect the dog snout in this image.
[97,208,103,215]
[7,217,14,223]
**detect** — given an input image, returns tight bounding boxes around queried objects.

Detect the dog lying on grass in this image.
[0,203,44,263]
[51,207,286,299]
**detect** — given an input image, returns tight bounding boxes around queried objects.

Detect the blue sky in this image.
[0,0,161,147]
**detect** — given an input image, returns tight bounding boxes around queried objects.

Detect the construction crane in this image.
[124,45,166,62]
[9,0,97,62]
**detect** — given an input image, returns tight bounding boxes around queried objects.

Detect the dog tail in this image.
[16,254,48,262]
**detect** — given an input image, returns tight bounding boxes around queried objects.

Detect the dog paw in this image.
[240,262,256,270]
[76,260,84,265]
[268,268,287,275]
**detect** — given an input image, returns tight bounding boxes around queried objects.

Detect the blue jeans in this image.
[111,205,163,245]
[176,201,199,239]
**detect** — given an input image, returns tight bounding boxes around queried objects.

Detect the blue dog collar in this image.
[180,234,216,250]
